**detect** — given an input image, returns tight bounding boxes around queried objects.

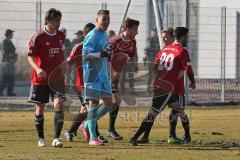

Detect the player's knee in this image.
[87,104,98,120]
[114,93,121,105]
[54,98,65,111]
[170,101,181,110]
[178,110,187,119]
[104,97,113,106]
[181,115,189,123]
[35,104,44,115]
[112,96,118,104]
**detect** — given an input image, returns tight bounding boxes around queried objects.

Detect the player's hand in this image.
[101,51,111,60]
[36,68,47,78]
[134,65,139,73]
[189,83,196,89]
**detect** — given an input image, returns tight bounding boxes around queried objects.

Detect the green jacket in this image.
[1,38,17,63]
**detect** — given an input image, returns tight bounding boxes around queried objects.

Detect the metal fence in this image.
[0,0,239,105]
[0,0,148,81]
[159,0,240,104]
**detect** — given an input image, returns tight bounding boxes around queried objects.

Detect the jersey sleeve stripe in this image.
[71,44,79,54]
[30,31,44,47]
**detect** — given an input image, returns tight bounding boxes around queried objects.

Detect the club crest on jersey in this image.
[45,41,50,46]
[59,40,63,45]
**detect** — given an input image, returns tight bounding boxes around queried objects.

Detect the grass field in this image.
[0,107,240,160]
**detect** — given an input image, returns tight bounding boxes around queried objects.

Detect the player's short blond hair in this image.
[97,10,110,16]
[161,27,174,38]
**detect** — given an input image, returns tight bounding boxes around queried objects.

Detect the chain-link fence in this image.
[0,0,148,97]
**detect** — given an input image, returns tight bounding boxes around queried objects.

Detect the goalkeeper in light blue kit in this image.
[80,9,112,146]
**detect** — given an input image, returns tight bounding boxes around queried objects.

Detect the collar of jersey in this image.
[44,26,57,36]
[120,33,131,42]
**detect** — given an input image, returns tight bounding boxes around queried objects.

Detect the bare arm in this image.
[28,56,47,78]
[187,65,196,89]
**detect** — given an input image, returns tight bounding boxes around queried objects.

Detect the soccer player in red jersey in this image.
[135,27,196,144]
[66,23,95,106]
[167,34,196,144]
[130,27,193,146]
[28,8,66,147]
[136,27,174,144]
[107,18,139,140]
[63,23,95,142]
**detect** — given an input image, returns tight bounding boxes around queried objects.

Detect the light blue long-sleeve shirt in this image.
[82,27,110,83]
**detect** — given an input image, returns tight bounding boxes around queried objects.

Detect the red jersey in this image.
[174,46,195,95]
[28,28,65,85]
[153,44,188,94]
[109,34,137,74]
[67,43,83,90]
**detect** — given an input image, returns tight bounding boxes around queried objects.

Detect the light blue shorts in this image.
[84,81,112,100]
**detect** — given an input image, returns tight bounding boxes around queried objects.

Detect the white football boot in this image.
[52,138,63,148]
[38,138,46,147]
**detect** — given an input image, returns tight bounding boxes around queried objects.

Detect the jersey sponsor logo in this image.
[49,48,61,57]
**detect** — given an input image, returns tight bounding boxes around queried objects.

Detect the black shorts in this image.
[151,93,184,112]
[29,83,66,104]
[168,95,185,111]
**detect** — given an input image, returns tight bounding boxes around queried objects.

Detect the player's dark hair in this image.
[97,10,110,16]
[83,23,95,34]
[122,18,140,30]
[45,8,62,25]
[108,30,115,37]
[161,27,174,38]
[174,27,188,40]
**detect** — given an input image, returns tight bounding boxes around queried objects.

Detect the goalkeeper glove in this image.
[101,51,111,61]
